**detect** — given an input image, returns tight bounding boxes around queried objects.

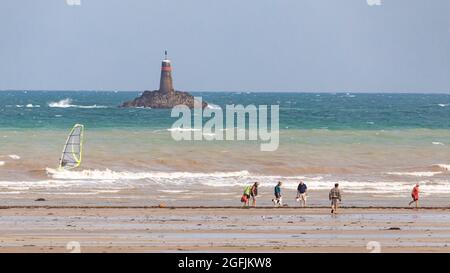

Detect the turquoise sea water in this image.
[0,91,449,206]
[1,91,450,130]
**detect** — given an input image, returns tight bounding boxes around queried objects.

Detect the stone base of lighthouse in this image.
[121,89,207,109]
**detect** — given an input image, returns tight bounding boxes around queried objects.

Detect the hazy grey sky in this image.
[0,0,449,92]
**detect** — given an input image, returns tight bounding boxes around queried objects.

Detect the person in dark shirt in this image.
[296,181,308,207]
[250,182,260,207]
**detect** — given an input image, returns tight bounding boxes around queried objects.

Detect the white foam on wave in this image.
[432,142,444,145]
[158,190,189,194]
[46,168,250,181]
[167,127,201,132]
[435,164,450,171]
[77,105,108,109]
[438,104,449,107]
[96,190,120,193]
[206,103,222,110]
[48,98,107,109]
[386,171,441,177]
[45,168,433,194]
[15,104,41,108]
[44,168,449,194]
[0,178,128,190]
[8,154,20,160]
[48,98,74,108]
[0,161,5,166]
[0,168,448,195]
[0,180,66,189]
[0,191,22,195]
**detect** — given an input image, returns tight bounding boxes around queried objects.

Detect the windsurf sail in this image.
[59,124,84,170]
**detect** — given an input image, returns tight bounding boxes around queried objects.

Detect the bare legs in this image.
[300,194,307,207]
[331,199,339,214]
[409,199,419,209]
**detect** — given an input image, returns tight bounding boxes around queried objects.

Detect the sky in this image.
[0,0,449,92]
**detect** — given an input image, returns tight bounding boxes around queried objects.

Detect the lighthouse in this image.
[121,51,208,109]
[159,50,174,93]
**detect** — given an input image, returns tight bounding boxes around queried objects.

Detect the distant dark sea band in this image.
[0,91,450,130]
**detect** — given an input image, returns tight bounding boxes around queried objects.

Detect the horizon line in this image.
[1,89,450,95]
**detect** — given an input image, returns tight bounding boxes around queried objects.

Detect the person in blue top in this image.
[272,181,283,207]
[296,181,308,207]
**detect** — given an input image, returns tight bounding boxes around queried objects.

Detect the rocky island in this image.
[121,52,207,109]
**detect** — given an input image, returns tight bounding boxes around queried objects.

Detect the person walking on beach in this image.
[296,181,308,207]
[241,185,252,207]
[250,182,259,207]
[329,183,342,214]
[408,183,420,209]
[272,181,283,207]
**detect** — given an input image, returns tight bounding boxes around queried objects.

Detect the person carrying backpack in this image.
[241,185,252,207]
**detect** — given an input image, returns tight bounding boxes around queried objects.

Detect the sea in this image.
[0,91,449,206]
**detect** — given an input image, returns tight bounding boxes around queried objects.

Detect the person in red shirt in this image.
[408,184,420,209]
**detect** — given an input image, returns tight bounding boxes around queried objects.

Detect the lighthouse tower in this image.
[121,51,208,109]
[159,50,174,94]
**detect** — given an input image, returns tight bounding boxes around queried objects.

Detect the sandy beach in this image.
[0,206,449,253]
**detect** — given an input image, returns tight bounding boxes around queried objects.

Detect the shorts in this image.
[411,194,418,201]
[331,199,339,206]
[241,194,250,203]
[297,193,307,201]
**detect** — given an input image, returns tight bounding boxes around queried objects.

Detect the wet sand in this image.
[0,207,449,253]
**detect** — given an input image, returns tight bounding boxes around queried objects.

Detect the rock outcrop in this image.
[121,89,207,109]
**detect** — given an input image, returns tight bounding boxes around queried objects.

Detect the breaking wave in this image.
[386,171,442,177]
[8,154,20,160]
[206,103,222,110]
[167,127,201,132]
[43,168,450,194]
[48,98,108,109]
[435,164,450,171]
[46,168,251,181]
[16,104,40,108]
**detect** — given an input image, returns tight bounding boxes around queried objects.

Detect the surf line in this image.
[170,97,279,151]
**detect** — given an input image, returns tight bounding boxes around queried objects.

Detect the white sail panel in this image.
[59,124,84,170]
